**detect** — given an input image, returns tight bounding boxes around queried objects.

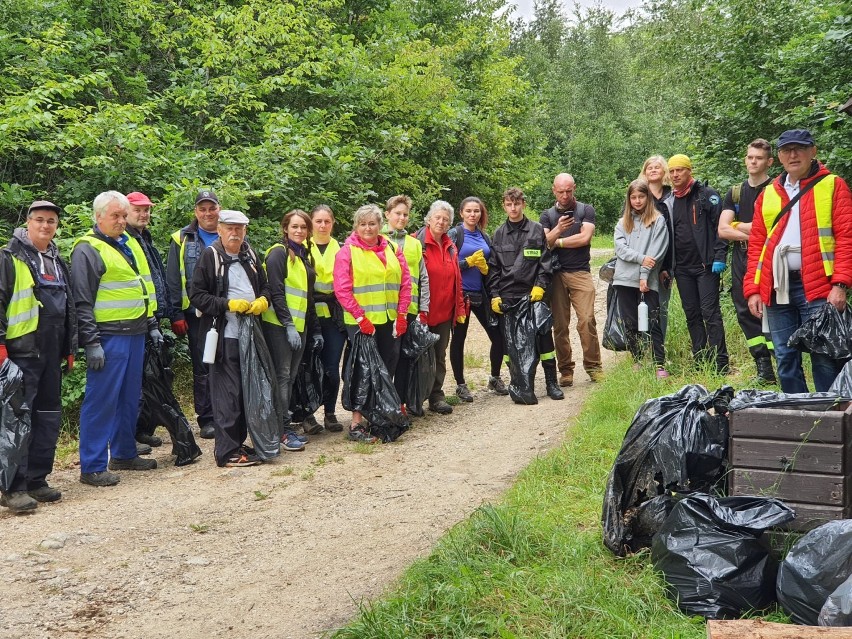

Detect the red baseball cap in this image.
[126,191,154,206]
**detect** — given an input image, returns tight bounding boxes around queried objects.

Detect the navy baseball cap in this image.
[777,129,815,148]
[195,189,219,205]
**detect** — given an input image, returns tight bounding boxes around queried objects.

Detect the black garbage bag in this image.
[598,256,616,283]
[602,284,628,352]
[602,384,734,555]
[342,332,410,442]
[728,389,849,413]
[137,336,202,466]
[777,520,852,626]
[788,302,852,359]
[820,574,852,627]
[623,493,678,551]
[406,346,435,417]
[500,298,539,405]
[290,344,324,423]
[237,315,283,461]
[0,360,31,492]
[401,318,439,360]
[532,301,554,335]
[830,360,852,397]
[652,493,795,618]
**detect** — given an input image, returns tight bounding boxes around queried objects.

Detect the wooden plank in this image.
[730,438,844,474]
[730,469,846,505]
[777,502,849,532]
[707,619,852,638]
[730,408,846,443]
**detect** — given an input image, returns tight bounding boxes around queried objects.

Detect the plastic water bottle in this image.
[202,327,218,364]
[638,297,649,332]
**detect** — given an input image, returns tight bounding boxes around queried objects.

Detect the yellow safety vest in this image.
[397,235,422,314]
[75,233,156,323]
[344,244,401,325]
[261,244,309,332]
[5,257,39,340]
[755,176,837,285]
[309,238,340,319]
[170,230,191,311]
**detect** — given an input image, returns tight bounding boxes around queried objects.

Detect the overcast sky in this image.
[511,0,640,21]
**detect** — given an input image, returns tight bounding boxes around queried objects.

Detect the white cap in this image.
[217,209,249,225]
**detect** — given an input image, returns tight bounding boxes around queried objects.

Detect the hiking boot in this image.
[136,441,153,455]
[428,399,453,415]
[455,384,474,402]
[27,485,62,503]
[301,415,323,435]
[348,425,378,444]
[324,413,344,432]
[224,452,262,467]
[281,432,306,452]
[0,491,38,513]
[80,471,120,487]
[487,376,509,396]
[199,424,215,439]
[109,456,158,471]
[543,360,564,400]
[588,369,604,383]
[559,374,573,387]
[755,356,777,386]
[136,433,162,447]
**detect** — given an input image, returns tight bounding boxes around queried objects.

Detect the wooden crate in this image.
[729,405,852,531]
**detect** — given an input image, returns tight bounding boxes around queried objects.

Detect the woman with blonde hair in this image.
[613,179,669,376]
[638,155,674,336]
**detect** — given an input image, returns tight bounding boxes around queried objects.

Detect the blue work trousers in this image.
[79,333,145,473]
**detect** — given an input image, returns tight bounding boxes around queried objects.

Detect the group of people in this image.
[611,129,852,397]
[1,127,849,514]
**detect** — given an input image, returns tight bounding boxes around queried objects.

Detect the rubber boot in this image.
[543,360,564,400]
[755,356,777,385]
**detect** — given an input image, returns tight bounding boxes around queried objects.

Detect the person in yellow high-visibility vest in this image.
[0,200,77,513]
[71,192,163,487]
[333,204,412,443]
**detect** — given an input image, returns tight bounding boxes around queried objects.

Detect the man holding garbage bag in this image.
[0,200,76,512]
[486,188,563,403]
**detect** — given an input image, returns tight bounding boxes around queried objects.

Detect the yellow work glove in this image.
[476,256,489,275]
[491,297,503,314]
[465,249,484,269]
[456,315,467,324]
[228,299,252,314]
[530,286,545,302]
[249,296,269,315]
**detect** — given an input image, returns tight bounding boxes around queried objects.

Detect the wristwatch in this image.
[833,282,849,290]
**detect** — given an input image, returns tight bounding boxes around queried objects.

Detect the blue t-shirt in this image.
[458,228,490,293]
[198,227,219,248]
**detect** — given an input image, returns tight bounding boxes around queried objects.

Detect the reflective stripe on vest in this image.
[171,230,191,311]
[754,176,837,285]
[6,257,39,340]
[399,235,421,314]
[310,238,340,319]
[261,244,309,332]
[75,234,156,323]
[344,244,401,325]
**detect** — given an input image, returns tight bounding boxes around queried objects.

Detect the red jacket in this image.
[744,162,852,304]
[423,227,464,326]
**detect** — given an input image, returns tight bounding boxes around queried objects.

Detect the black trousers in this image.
[186,312,213,428]
[8,323,64,492]
[731,244,772,359]
[613,285,665,366]
[210,338,247,466]
[675,267,729,370]
[450,298,504,383]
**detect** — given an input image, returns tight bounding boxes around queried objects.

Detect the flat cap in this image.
[27,200,62,216]
[217,209,249,225]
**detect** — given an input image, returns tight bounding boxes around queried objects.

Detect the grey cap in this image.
[217,209,249,225]
[27,200,62,216]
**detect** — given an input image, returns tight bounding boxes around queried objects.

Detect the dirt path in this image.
[1,252,616,639]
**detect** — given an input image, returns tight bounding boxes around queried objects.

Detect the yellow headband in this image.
[668,154,692,170]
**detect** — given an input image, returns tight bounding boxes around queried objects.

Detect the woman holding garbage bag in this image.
[414,200,466,415]
[383,195,430,415]
[613,179,670,377]
[261,209,322,451]
[448,197,509,401]
[334,204,412,443]
[639,156,674,338]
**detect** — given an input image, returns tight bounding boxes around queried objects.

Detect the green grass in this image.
[591,234,615,249]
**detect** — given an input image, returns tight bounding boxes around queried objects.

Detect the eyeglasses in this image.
[779,144,811,155]
[29,217,58,226]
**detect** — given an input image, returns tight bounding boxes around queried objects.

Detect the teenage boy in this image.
[718,139,777,384]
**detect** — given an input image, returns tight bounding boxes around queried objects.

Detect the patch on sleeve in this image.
[709,195,720,206]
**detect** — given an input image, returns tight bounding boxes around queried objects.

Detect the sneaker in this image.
[199,424,215,439]
[301,415,323,435]
[656,368,670,379]
[109,456,158,471]
[455,384,474,402]
[27,486,62,503]
[80,471,121,487]
[348,425,378,444]
[224,452,262,467]
[558,374,574,388]
[428,399,453,415]
[0,491,38,513]
[588,369,604,383]
[324,413,344,432]
[487,376,509,396]
[136,441,153,455]
[136,433,162,447]
[281,432,306,452]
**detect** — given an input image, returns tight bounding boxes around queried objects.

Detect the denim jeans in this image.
[766,273,843,393]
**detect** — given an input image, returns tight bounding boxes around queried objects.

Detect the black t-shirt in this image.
[672,197,703,270]
[540,202,596,272]
[722,177,772,224]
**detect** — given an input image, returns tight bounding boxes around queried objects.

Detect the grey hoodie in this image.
[612,213,669,292]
